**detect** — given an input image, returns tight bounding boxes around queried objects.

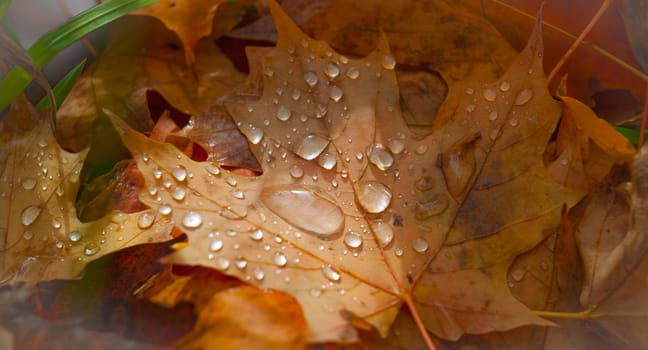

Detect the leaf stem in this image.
[547,0,613,85]
[403,294,437,350]
[533,309,593,319]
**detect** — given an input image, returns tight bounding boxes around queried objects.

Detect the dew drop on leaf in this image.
[69,231,82,242]
[23,230,33,241]
[357,181,392,214]
[171,187,186,201]
[325,63,340,78]
[84,242,100,256]
[441,139,477,196]
[215,257,230,271]
[152,168,162,179]
[231,189,245,199]
[511,268,526,282]
[260,185,344,236]
[499,81,511,92]
[234,257,248,269]
[21,205,41,226]
[488,111,499,121]
[137,212,156,229]
[159,204,173,216]
[291,89,301,101]
[172,165,188,182]
[514,88,534,105]
[225,176,237,187]
[209,239,223,252]
[21,178,36,190]
[182,211,203,228]
[304,71,318,87]
[247,127,264,144]
[317,153,337,170]
[310,288,322,297]
[289,165,304,179]
[294,134,330,160]
[381,54,396,70]
[329,86,343,102]
[367,144,394,171]
[253,267,265,281]
[322,265,341,282]
[273,252,287,267]
[249,229,264,241]
[387,139,405,154]
[370,220,394,247]
[345,67,360,79]
[343,231,363,248]
[483,88,497,102]
[277,105,291,121]
[412,237,429,253]
[205,163,221,176]
[415,193,449,220]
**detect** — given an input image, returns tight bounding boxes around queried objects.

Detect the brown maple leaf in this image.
[110,1,586,344]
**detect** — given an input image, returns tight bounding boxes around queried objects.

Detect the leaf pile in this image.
[0,0,644,349]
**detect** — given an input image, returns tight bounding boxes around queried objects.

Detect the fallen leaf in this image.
[0,97,172,284]
[110,2,586,344]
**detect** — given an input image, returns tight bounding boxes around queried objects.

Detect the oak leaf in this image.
[0,97,172,284]
[111,1,584,343]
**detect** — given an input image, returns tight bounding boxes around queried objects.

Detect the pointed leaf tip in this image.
[268,0,307,48]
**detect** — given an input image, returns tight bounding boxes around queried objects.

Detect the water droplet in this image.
[159,204,173,215]
[247,127,264,144]
[310,288,322,297]
[273,252,287,267]
[182,211,203,228]
[289,165,304,179]
[69,231,82,242]
[412,237,429,253]
[465,104,476,113]
[441,138,477,197]
[465,87,474,95]
[261,185,344,237]
[367,144,394,171]
[21,205,41,226]
[514,89,533,106]
[235,257,248,269]
[322,265,341,282]
[232,189,245,199]
[84,243,100,256]
[249,229,264,241]
[381,54,396,70]
[38,139,48,148]
[23,230,33,240]
[488,111,499,121]
[152,168,163,179]
[325,63,340,78]
[509,117,519,127]
[210,239,223,252]
[346,67,360,79]
[171,187,186,201]
[489,129,499,140]
[317,153,337,170]
[370,220,394,247]
[290,89,301,101]
[51,219,62,229]
[137,212,156,229]
[499,81,511,92]
[215,257,230,271]
[560,157,569,166]
[304,71,318,87]
[263,66,274,77]
[277,105,291,121]
[253,267,265,281]
[343,231,363,248]
[415,193,449,219]
[387,139,405,154]
[357,181,392,213]
[483,88,497,102]
[329,86,343,102]
[511,268,526,281]
[172,165,188,182]
[294,134,329,160]
[22,178,36,190]
[415,145,428,155]
[225,176,237,187]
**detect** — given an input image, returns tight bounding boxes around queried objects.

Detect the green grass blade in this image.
[36,59,86,110]
[614,126,643,145]
[0,0,11,21]
[0,0,158,111]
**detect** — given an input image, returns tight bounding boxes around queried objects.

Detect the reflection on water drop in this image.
[322,265,341,282]
[171,187,186,201]
[415,193,449,219]
[387,139,405,154]
[346,67,360,79]
[260,185,344,237]
[289,165,304,179]
[273,252,287,267]
[343,231,363,248]
[209,239,223,252]
[412,237,429,253]
[249,229,264,241]
[304,71,319,87]
[317,153,337,170]
[215,257,230,271]
[205,163,221,176]
[499,81,511,92]
[182,211,203,228]
[22,178,36,190]
[483,88,497,102]
[277,105,291,121]
[84,243,100,256]
[253,267,265,281]
[21,205,41,226]
[367,144,394,171]
[488,111,498,121]
[511,268,526,281]
[23,230,34,241]
[294,134,329,160]
[370,220,394,247]
[514,89,533,106]
[381,54,396,70]
[329,86,343,102]
[137,212,156,229]
[357,181,392,214]
[159,204,173,216]
[325,63,340,78]
[441,137,477,197]
[172,165,188,182]
[69,231,82,242]
[235,257,248,269]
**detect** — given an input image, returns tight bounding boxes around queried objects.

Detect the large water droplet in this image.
[182,211,203,228]
[22,178,36,190]
[325,63,340,78]
[84,243,100,256]
[273,252,287,267]
[367,144,394,171]
[260,185,344,237]
[235,257,248,269]
[172,165,188,182]
[215,257,230,271]
[514,89,533,106]
[232,189,245,199]
[346,67,360,79]
[483,88,497,102]
[153,168,163,179]
[253,267,265,281]
[247,127,264,144]
[21,205,41,226]
[137,212,156,229]
[412,237,429,253]
[249,229,264,241]
[225,176,237,187]
[159,204,173,215]
[317,153,337,170]
[210,239,223,252]
[415,193,449,219]
[289,165,304,179]
[357,181,392,214]
[387,139,405,154]
[322,265,341,282]
[69,231,82,242]
[499,81,511,92]
[294,134,329,160]
[277,105,291,121]
[171,187,186,201]
[304,71,319,87]
[370,220,394,247]
[329,86,343,102]
[343,231,363,248]
[205,163,221,176]
[381,54,396,70]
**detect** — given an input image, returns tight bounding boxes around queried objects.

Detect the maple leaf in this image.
[0,97,173,284]
[110,1,585,344]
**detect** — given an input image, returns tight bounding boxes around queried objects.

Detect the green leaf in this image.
[36,60,86,110]
[0,0,159,111]
[614,126,644,145]
[0,0,11,22]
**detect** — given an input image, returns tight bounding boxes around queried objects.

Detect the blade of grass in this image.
[36,59,86,110]
[0,0,158,111]
[0,0,10,21]
[614,126,644,146]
